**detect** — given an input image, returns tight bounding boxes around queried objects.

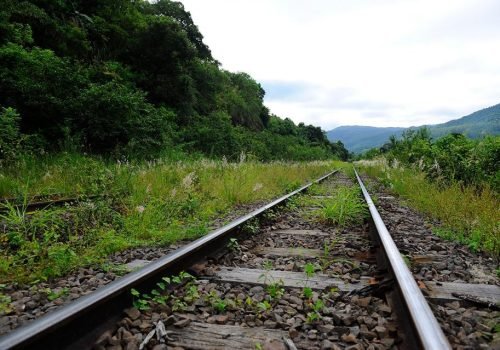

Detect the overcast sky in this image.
[181,0,500,130]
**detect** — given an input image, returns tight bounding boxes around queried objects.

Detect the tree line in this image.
[0,0,348,161]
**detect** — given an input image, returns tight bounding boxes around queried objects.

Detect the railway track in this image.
[0,169,498,349]
[0,195,100,213]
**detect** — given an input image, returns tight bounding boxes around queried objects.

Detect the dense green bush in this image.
[0,106,21,161]
[0,0,348,161]
[362,128,500,190]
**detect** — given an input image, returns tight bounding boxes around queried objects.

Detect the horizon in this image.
[181,0,500,130]
[329,101,498,130]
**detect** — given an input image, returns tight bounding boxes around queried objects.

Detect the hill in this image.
[327,103,500,153]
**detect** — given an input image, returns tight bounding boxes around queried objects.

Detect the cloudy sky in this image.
[181,0,500,130]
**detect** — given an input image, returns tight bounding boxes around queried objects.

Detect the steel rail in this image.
[354,168,451,350]
[0,170,338,350]
[0,195,101,213]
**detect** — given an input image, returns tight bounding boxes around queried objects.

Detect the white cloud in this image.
[182,0,500,130]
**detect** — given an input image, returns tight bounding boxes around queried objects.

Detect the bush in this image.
[0,106,20,161]
[74,81,176,155]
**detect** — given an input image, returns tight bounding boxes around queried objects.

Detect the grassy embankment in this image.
[358,160,499,257]
[0,153,343,283]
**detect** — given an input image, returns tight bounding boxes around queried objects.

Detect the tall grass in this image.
[359,161,499,256]
[0,154,343,282]
[316,186,368,227]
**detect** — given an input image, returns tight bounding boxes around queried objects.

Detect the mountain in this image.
[327,126,406,154]
[327,103,500,153]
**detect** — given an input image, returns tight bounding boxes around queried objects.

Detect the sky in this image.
[181,0,500,130]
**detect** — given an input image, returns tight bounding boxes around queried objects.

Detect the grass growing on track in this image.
[315,186,368,227]
[359,161,499,257]
[0,154,345,283]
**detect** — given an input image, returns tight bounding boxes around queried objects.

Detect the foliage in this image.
[329,103,500,154]
[360,128,499,191]
[359,164,499,256]
[302,262,317,299]
[316,186,368,227]
[130,271,195,311]
[0,106,21,161]
[0,0,347,161]
[0,157,337,283]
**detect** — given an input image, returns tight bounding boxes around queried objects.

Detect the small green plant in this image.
[171,296,188,311]
[245,296,254,307]
[227,238,240,252]
[45,287,69,301]
[302,262,316,299]
[258,261,285,301]
[183,283,200,303]
[306,299,325,324]
[129,271,195,310]
[259,260,274,284]
[257,300,271,314]
[0,292,12,315]
[266,279,285,300]
[242,218,260,234]
[319,239,338,270]
[131,288,150,310]
[306,311,319,323]
[255,342,263,350]
[206,290,227,313]
[303,286,313,299]
[262,209,278,222]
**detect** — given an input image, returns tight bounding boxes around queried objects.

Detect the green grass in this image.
[0,154,346,283]
[359,161,499,256]
[315,185,368,227]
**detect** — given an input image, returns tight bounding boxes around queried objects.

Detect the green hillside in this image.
[426,104,500,138]
[327,103,500,153]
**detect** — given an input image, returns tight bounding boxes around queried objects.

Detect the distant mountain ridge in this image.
[327,103,500,153]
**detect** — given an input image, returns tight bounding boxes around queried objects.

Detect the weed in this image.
[131,288,150,310]
[245,296,253,307]
[0,291,12,315]
[171,296,188,312]
[306,299,325,324]
[261,209,278,222]
[302,262,317,299]
[258,260,285,301]
[207,290,227,313]
[1,157,340,283]
[129,271,194,310]
[257,300,271,314]
[241,218,260,235]
[316,186,368,227]
[319,239,339,271]
[266,280,285,300]
[227,238,240,253]
[360,164,499,256]
[255,342,263,350]
[183,283,200,303]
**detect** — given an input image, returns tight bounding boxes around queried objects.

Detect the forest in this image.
[0,0,348,162]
